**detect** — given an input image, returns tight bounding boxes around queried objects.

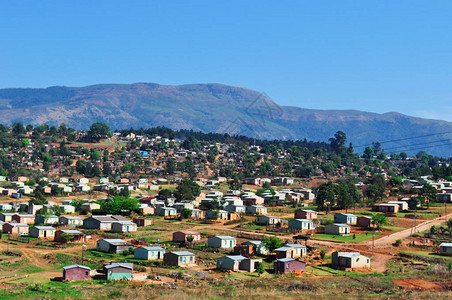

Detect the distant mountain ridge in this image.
[1,82,452,156]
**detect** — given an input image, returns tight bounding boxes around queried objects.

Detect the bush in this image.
[320,249,326,260]
[394,239,402,247]
[2,250,23,257]
[135,265,146,272]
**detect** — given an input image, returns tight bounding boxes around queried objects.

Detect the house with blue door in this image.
[207,236,236,249]
[191,209,206,220]
[334,213,357,225]
[134,246,165,260]
[288,219,315,231]
[164,251,196,267]
[111,221,138,233]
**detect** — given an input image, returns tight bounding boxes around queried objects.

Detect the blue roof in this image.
[63,264,91,270]
[171,251,195,256]
[276,258,295,262]
[104,264,133,270]
[213,235,235,240]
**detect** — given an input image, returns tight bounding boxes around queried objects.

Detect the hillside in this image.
[1,83,452,156]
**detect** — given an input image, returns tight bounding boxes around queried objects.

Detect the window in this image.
[179,257,183,262]
[190,256,193,262]
[286,264,289,268]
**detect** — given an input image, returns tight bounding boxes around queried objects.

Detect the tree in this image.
[158,189,173,200]
[261,236,282,254]
[316,182,336,214]
[329,131,347,154]
[186,235,195,246]
[60,233,74,243]
[87,122,111,142]
[256,263,265,276]
[166,159,176,175]
[181,208,193,219]
[101,196,139,215]
[175,179,201,201]
[371,213,387,229]
[12,122,26,135]
[447,218,452,238]
[419,183,437,208]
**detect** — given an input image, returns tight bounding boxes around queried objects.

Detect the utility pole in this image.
[372,223,375,256]
[81,244,85,264]
[240,212,243,236]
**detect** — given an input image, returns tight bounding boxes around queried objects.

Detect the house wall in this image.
[63,268,90,281]
[106,267,132,280]
[440,246,452,256]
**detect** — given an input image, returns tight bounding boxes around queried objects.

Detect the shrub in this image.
[394,239,402,247]
[320,249,326,260]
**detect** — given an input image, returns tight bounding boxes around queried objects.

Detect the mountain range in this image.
[1,83,451,156]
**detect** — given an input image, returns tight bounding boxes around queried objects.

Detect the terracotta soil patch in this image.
[392,278,443,290]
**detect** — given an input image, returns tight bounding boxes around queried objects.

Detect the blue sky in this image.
[1,1,451,121]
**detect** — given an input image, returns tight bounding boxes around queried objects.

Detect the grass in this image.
[381,225,407,231]
[311,232,382,242]
[399,249,452,260]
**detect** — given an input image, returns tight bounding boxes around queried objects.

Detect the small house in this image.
[206,210,228,220]
[294,209,317,220]
[35,215,59,225]
[439,243,452,256]
[157,207,178,217]
[29,226,56,240]
[331,251,370,269]
[164,251,196,267]
[63,265,91,281]
[246,205,267,215]
[333,213,357,225]
[388,201,409,211]
[224,204,246,214]
[325,223,351,236]
[173,231,201,244]
[242,240,269,255]
[191,209,206,220]
[133,218,153,227]
[256,215,281,225]
[55,229,85,243]
[59,216,84,227]
[81,202,100,212]
[96,239,132,254]
[83,215,129,231]
[104,264,133,280]
[274,258,306,274]
[216,255,260,272]
[274,244,306,259]
[356,216,372,228]
[59,205,76,214]
[0,213,16,222]
[134,246,165,260]
[378,203,399,213]
[12,214,35,224]
[288,219,314,231]
[3,223,29,235]
[208,236,236,249]
[111,221,138,233]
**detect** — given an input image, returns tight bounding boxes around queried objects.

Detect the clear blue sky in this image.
[1,1,451,121]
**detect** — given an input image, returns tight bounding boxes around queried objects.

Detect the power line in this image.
[354,130,452,148]
[385,141,452,154]
[383,139,451,152]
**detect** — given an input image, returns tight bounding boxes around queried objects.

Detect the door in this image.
[126,226,129,233]
[183,256,186,264]
[230,240,233,248]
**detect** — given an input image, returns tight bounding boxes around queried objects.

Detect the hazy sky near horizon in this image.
[1,1,451,121]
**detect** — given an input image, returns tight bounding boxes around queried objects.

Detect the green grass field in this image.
[311,232,382,242]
